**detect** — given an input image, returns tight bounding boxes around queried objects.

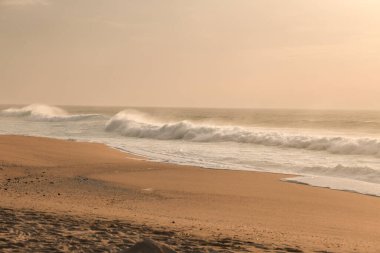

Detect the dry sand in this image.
[1,135,380,252]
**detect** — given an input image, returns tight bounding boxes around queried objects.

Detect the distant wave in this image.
[106,110,380,157]
[1,104,101,121]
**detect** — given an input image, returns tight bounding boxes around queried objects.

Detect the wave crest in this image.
[1,104,100,121]
[106,110,380,157]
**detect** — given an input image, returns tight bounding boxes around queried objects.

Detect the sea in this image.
[1,104,380,196]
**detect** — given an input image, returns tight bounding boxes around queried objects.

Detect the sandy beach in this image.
[1,135,380,252]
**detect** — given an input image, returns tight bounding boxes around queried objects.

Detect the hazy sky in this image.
[1,0,380,109]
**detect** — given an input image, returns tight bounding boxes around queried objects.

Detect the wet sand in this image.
[1,135,380,252]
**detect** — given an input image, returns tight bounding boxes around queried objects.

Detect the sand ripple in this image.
[0,208,285,253]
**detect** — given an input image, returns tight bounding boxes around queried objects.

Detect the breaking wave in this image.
[106,110,380,157]
[1,104,101,121]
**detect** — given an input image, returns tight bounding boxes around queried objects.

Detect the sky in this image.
[1,0,380,109]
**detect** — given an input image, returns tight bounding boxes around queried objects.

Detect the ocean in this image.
[1,104,380,196]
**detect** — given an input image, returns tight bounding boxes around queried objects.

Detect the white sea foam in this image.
[1,104,101,121]
[284,176,380,197]
[294,164,380,184]
[106,110,380,157]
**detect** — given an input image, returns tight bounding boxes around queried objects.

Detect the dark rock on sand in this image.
[122,239,176,253]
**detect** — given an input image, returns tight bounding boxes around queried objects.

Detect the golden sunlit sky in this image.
[1,0,380,109]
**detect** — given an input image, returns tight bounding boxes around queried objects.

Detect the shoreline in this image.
[10,133,380,199]
[1,135,380,252]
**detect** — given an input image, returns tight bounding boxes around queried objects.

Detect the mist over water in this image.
[2,104,380,196]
